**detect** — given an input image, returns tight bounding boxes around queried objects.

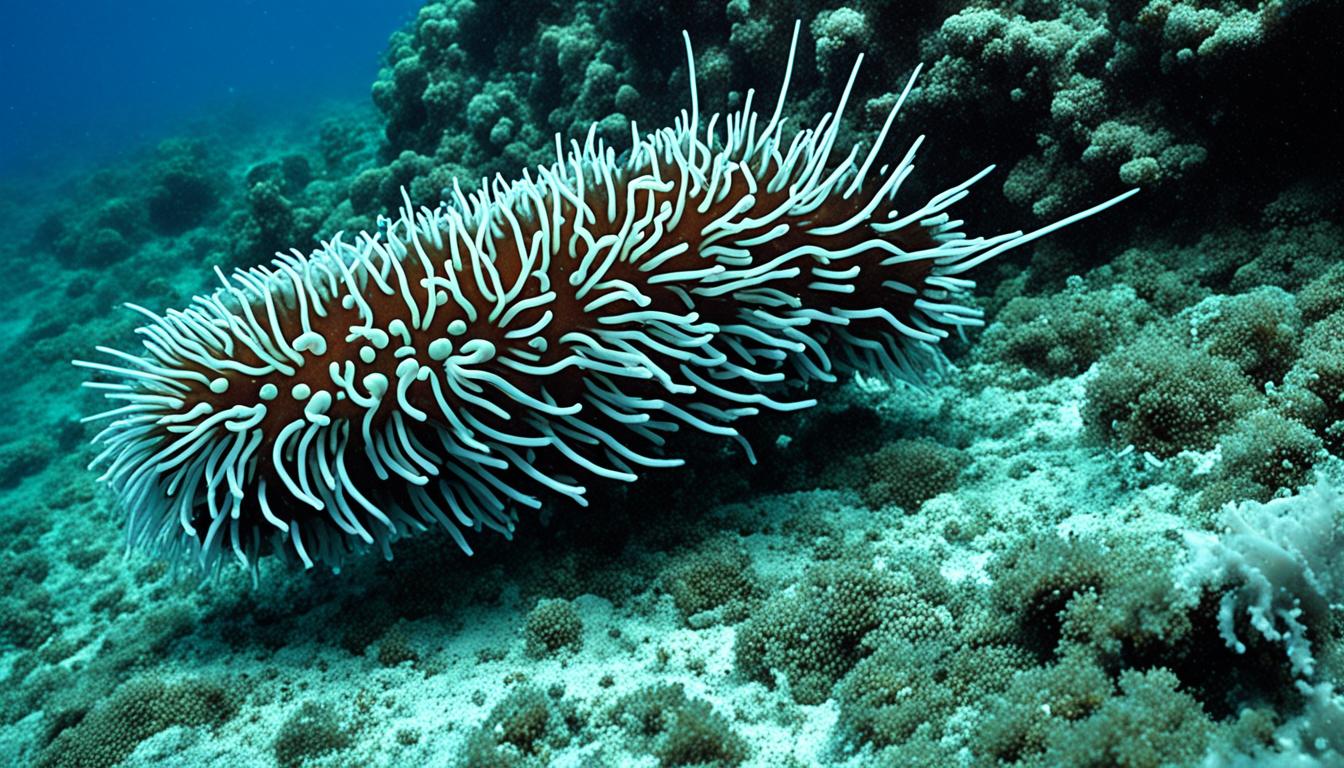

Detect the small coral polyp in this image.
[77,26,1132,573]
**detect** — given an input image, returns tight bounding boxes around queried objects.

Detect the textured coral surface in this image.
[1,0,1341,766]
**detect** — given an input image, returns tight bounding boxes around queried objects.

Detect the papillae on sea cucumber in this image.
[76,24,1134,575]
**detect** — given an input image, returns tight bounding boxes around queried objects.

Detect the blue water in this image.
[0,0,422,179]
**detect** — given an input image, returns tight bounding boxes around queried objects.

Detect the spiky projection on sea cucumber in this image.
[77,25,1134,574]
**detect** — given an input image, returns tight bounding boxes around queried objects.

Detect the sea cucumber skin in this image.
[78,30,1133,573]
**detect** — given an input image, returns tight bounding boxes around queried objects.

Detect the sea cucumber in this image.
[77,25,1134,574]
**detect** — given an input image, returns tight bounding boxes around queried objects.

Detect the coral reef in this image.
[0,0,1340,765]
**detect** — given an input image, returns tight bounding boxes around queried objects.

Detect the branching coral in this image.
[1179,479,1343,679]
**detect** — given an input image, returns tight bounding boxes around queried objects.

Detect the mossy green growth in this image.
[610,683,748,768]
[970,631,1256,767]
[979,283,1151,376]
[0,435,56,489]
[835,639,1027,753]
[1217,411,1322,497]
[1040,668,1216,768]
[991,531,1193,664]
[523,598,583,658]
[1297,262,1344,324]
[1084,334,1260,456]
[1181,287,1301,386]
[735,559,929,704]
[972,652,1114,762]
[376,621,420,667]
[861,438,967,512]
[661,543,758,624]
[0,577,56,650]
[273,702,353,768]
[461,684,575,767]
[38,677,237,768]
[1285,310,1344,453]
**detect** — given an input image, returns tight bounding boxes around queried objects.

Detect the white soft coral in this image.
[1177,479,1341,678]
[1180,480,1344,764]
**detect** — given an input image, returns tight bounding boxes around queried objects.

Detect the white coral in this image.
[1177,479,1342,678]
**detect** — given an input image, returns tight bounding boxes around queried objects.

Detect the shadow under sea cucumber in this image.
[75,23,1135,575]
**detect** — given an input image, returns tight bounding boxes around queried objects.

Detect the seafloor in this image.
[1,1,1342,766]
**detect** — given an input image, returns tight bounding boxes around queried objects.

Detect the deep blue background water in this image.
[0,0,423,179]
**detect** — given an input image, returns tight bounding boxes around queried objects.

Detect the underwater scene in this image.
[1,0,1341,766]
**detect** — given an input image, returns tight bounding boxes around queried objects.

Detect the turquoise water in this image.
[1,2,1342,766]
[0,0,424,180]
